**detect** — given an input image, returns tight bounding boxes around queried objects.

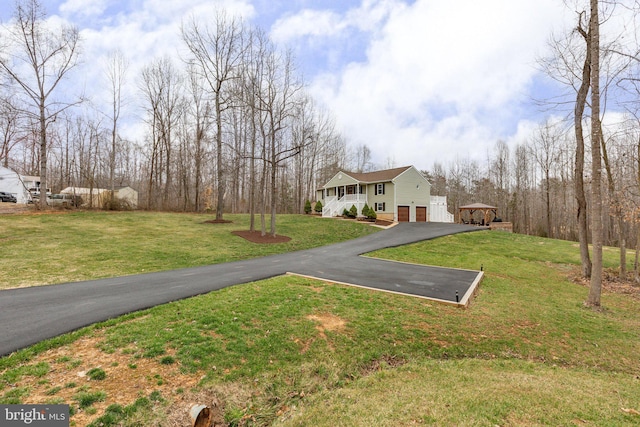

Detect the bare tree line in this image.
[0,1,351,236]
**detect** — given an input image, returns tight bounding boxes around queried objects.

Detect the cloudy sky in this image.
[0,0,574,171]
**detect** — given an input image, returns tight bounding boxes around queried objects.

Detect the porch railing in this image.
[322,194,367,217]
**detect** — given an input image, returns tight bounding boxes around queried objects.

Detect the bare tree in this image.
[182,11,245,221]
[0,0,81,208]
[257,49,305,236]
[104,50,128,201]
[575,10,594,278]
[352,143,372,173]
[139,57,184,210]
[530,120,562,238]
[184,63,212,212]
[587,0,603,307]
[512,143,532,234]
[0,96,23,168]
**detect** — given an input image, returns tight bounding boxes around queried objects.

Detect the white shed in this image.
[430,196,454,223]
[60,186,138,208]
[0,166,31,203]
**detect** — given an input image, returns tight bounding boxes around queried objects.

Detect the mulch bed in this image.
[203,219,233,224]
[232,230,291,244]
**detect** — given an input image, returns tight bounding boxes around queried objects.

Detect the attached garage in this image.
[416,206,427,222]
[398,205,410,222]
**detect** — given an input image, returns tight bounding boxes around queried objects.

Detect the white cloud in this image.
[301,0,571,170]
[63,0,255,131]
[60,0,109,18]
[271,9,345,41]
[270,0,400,44]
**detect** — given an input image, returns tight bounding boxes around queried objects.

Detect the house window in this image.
[375,183,385,195]
[375,202,386,212]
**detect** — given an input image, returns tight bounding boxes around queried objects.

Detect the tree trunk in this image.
[215,90,225,220]
[269,131,277,237]
[38,104,47,210]
[575,21,592,278]
[587,0,603,307]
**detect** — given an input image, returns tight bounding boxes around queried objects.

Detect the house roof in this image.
[342,166,413,183]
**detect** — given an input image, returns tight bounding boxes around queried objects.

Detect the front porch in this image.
[322,194,368,218]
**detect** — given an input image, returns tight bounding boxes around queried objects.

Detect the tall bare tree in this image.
[184,63,212,212]
[104,50,128,199]
[139,57,184,210]
[256,49,304,237]
[574,10,594,278]
[587,0,604,307]
[530,120,562,238]
[0,0,81,208]
[182,11,245,221]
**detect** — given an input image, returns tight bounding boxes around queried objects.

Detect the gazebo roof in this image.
[459,203,497,210]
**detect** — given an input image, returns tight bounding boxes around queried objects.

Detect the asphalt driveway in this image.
[0,222,483,357]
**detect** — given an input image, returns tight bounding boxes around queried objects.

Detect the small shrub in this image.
[304,200,312,214]
[361,204,377,220]
[342,208,349,217]
[102,197,133,211]
[365,204,377,220]
[314,200,323,213]
[349,204,358,218]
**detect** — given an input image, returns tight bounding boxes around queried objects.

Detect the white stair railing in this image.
[323,194,368,217]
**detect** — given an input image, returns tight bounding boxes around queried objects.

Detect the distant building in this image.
[0,166,32,203]
[60,186,139,208]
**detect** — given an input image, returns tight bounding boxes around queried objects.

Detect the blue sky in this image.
[0,0,576,170]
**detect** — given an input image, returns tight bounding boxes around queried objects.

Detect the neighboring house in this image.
[60,186,139,208]
[317,165,433,222]
[0,166,34,204]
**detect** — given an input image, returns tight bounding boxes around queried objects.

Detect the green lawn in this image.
[0,211,378,289]
[0,214,638,426]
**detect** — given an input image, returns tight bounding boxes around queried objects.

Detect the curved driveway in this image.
[0,222,483,357]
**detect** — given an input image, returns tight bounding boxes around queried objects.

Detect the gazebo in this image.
[459,203,498,226]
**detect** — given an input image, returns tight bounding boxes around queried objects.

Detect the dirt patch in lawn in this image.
[307,313,346,339]
[231,230,291,244]
[10,332,201,426]
[299,313,346,353]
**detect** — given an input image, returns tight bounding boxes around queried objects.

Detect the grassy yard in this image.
[0,213,639,426]
[0,211,378,289]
